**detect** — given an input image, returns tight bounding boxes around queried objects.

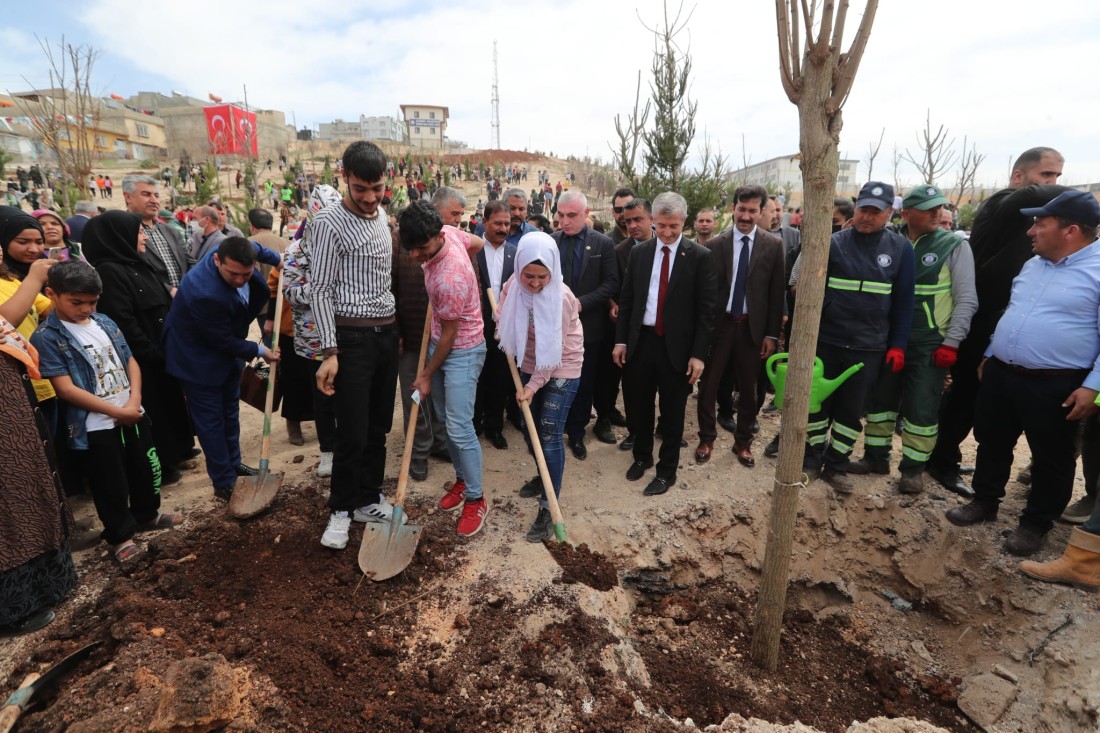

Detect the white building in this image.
[400,104,448,150]
[318,115,405,143]
[730,154,861,196]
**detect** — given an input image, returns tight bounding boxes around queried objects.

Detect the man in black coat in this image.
[613,192,717,496]
[122,175,193,295]
[553,191,619,459]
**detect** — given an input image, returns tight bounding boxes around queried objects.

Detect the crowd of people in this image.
[2,142,1098,638]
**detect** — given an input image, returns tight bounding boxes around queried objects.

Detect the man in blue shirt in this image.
[946,190,1100,556]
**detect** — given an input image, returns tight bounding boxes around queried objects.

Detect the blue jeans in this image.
[523,373,580,509]
[430,341,486,500]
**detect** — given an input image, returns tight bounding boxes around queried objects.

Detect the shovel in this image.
[487,289,568,542]
[230,267,286,519]
[358,308,431,580]
[0,641,101,733]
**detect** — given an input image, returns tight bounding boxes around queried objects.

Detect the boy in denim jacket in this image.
[31,261,181,563]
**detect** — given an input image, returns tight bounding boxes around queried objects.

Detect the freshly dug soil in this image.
[7,479,967,732]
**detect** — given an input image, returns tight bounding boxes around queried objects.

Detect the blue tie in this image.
[730,235,749,318]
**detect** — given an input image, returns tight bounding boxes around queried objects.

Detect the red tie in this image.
[654,245,671,336]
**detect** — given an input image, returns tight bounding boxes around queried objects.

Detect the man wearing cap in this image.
[849,185,977,493]
[946,190,1100,555]
[928,148,1068,496]
[804,182,916,494]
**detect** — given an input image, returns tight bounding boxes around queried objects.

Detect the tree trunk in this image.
[750,51,840,673]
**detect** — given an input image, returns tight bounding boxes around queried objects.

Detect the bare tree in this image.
[952,135,986,207]
[610,70,651,185]
[891,143,905,192]
[903,109,957,185]
[10,36,101,214]
[751,0,880,673]
[865,127,884,180]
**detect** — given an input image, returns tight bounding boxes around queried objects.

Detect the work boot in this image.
[821,467,855,494]
[1061,495,1096,524]
[897,471,925,494]
[286,419,304,446]
[592,418,617,445]
[1019,527,1100,590]
[1003,526,1047,557]
[409,458,428,482]
[526,507,553,543]
[945,500,998,526]
[848,457,890,475]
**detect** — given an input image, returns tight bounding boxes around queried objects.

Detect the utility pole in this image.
[491,40,500,150]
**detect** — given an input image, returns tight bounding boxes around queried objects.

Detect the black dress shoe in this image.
[643,476,674,496]
[182,447,202,460]
[593,419,617,445]
[214,485,234,501]
[945,500,998,526]
[959,464,976,475]
[487,432,508,450]
[619,433,635,451]
[927,464,975,498]
[570,436,587,460]
[608,409,628,428]
[626,459,653,481]
[519,476,541,498]
[162,466,183,486]
[234,463,258,477]
[717,415,737,433]
[751,420,760,434]
[764,435,780,458]
[0,609,55,637]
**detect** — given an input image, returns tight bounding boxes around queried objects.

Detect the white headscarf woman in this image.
[497,231,564,371]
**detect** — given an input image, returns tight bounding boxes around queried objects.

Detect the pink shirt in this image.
[423,226,484,350]
[499,279,584,393]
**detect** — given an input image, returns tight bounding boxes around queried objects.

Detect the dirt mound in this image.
[545,541,619,591]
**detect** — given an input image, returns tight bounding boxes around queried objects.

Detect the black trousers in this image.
[592,322,620,420]
[627,328,689,480]
[139,362,194,468]
[928,327,988,472]
[565,341,600,441]
[804,342,883,472]
[329,324,398,512]
[474,340,518,435]
[77,416,161,545]
[971,358,1085,533]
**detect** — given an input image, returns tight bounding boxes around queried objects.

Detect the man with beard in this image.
[693,207,717,245]
[608,187,635,245]
[612,198,654,451]
[473,201,517,448]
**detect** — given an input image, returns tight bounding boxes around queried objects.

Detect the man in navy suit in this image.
[553,191,619,459]
[473,200,518,448]
[614,192,717,496]
[164,237,281,499]
[65,200,98,242]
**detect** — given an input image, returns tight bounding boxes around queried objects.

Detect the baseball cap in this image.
[855,181,894,211]
[1019,190,1100,227]
[158,209,174,220]
[902,185,949,211]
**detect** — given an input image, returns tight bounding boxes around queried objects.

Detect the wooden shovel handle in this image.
[258,266,286,471]
[393,307,432,510]
[486,289,567,532]
[0,674,41,733]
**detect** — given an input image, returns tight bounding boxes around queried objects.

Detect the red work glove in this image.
[931,344,958,368]
[884,348,905,373]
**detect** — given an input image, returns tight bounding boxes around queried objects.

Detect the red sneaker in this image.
[439,480,467,512]
[456,497,488,537]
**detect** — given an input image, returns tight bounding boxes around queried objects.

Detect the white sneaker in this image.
[320,511,352,549]
[353,498,408,525]
[317,452,334,478]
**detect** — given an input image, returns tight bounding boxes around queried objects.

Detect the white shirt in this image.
[643,236,682,326]
[59,319,133,431]
[726,227,756,314]
[484,240,507,301]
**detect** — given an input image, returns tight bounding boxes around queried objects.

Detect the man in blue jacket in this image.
[164,237,280,499]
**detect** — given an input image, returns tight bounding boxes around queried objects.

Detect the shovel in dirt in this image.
[0,641,101,733]
[230,267,286,519]
[358,308,431,580]
[487,289,568,543]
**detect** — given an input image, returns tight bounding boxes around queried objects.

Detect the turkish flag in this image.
[204,104,259,156]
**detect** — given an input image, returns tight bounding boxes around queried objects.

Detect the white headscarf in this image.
[498,231,564,371]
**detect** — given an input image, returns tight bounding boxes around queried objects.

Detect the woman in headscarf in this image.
[0,314,77,636]
[32,208,83,260]
[274,184,341,476]
[496,231,584,542]
[0,207,60,434]
[81,210,195,485]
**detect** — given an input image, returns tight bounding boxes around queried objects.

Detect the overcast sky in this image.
[4,0,1099,188]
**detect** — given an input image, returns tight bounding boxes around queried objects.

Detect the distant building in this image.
[729,154,861,196]
[400,104,448,150]
[317,115,405,143]
[317,118,362,142]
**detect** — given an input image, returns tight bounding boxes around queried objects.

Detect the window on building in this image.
[136,123,149,138]
[94,134,107,147]
[414,111,419,118]
[415,127,421,135]
[429,111,436,119]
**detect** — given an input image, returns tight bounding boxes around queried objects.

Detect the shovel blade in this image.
[358,519,423,581]
[228,470,284,519]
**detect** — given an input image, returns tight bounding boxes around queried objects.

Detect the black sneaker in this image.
[519,476,541,498]
[592,419,617,444]
[526,507,553,543]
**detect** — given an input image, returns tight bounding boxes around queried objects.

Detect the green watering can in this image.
[765,353,865,413]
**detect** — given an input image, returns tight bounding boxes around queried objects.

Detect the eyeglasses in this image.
[612,207,625,214]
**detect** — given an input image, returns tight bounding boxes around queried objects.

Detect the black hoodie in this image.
[82,210,172,366]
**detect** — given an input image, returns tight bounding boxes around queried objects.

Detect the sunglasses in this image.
[612,206,625,214]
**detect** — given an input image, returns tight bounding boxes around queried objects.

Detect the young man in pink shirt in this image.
[400,202,489,537]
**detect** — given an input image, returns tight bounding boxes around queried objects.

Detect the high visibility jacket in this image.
[909,228,962,345]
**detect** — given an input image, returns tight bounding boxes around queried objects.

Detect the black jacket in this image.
[552,226,619,343]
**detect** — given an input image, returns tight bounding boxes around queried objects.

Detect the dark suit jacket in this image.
[65,214,91,243]
[163,245,279,386]
[552,226,619,343]
[142,222,195,292]
[616,236,717,373]
[706,228,786,346]
[476,241,517,338]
